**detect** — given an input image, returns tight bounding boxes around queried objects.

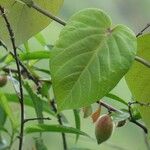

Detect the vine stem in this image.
[0,6,24,150]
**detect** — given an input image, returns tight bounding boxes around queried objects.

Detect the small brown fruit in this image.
[95,114,113,144]
[0,75,7,87]
[91,107,101,123]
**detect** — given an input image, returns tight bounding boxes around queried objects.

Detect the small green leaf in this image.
[5,51,50,64]
[106,93,128,106]
[24,42,30,52]
[34,137,48,150]
[50,8,137,111]
[111,111,129,122]
[35,33,46,47]
[39,82,51,98]
[25,124,89,137]
[5,93,55,116]
[0,92,17,128]
[24,82,44,123]
[0,136,8,150]
[0,106,6,127]
[73,109,81,142]
[126,34,150,137]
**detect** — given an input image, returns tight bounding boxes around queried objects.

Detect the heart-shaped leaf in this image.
[0,0,63,48]
[126,34,150,138]
[50,8,137,111]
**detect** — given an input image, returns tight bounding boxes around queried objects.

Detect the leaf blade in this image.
[50,8,137,111]
[25,124,89,137]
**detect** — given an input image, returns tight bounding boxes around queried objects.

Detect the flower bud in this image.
[0,75,7,87]
[116,120,126,128]
[95,114,113,144]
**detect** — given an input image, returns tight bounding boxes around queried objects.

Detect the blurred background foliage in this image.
[1,0,150,150]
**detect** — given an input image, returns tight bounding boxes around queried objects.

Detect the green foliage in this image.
[34,137,48,150]
[0,106,6,127]
[25,124,89,137]
[0,92,17,129]
[0,1,149,149]
[106,93,128,106]
[0,0,63,48]
[5,93,55,116]
[24,82,44,123]
[126,34,150,137]
[73,109,81,142]
[50,8,137,111]
[5,51,50,64]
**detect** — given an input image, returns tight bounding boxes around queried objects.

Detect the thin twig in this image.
[51,100,68,150]
[2,67,19,74]
[143,132,150,150]
[23,117,51,124]
[135,56,150,68]
[0,6,24,150]
[97,100,148,134]
[10,51,40,86]
[31,2,66,26]
[128,101,150,107]
[97,101,122,113]
[136,23,150,37]
[0,40,41,87]
[130,120,148,134]
[128,102,148,134]
[0,39,7,50]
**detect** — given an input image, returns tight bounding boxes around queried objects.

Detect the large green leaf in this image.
[50,8,137,111]
[25,124,89,137]
[0,0,63,48]
[126,34,150,137]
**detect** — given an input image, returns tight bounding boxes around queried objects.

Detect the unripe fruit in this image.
[0,75,7,87]
[95,114,113,144]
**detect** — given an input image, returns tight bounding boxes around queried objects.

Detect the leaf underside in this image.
[50,8,137,111]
